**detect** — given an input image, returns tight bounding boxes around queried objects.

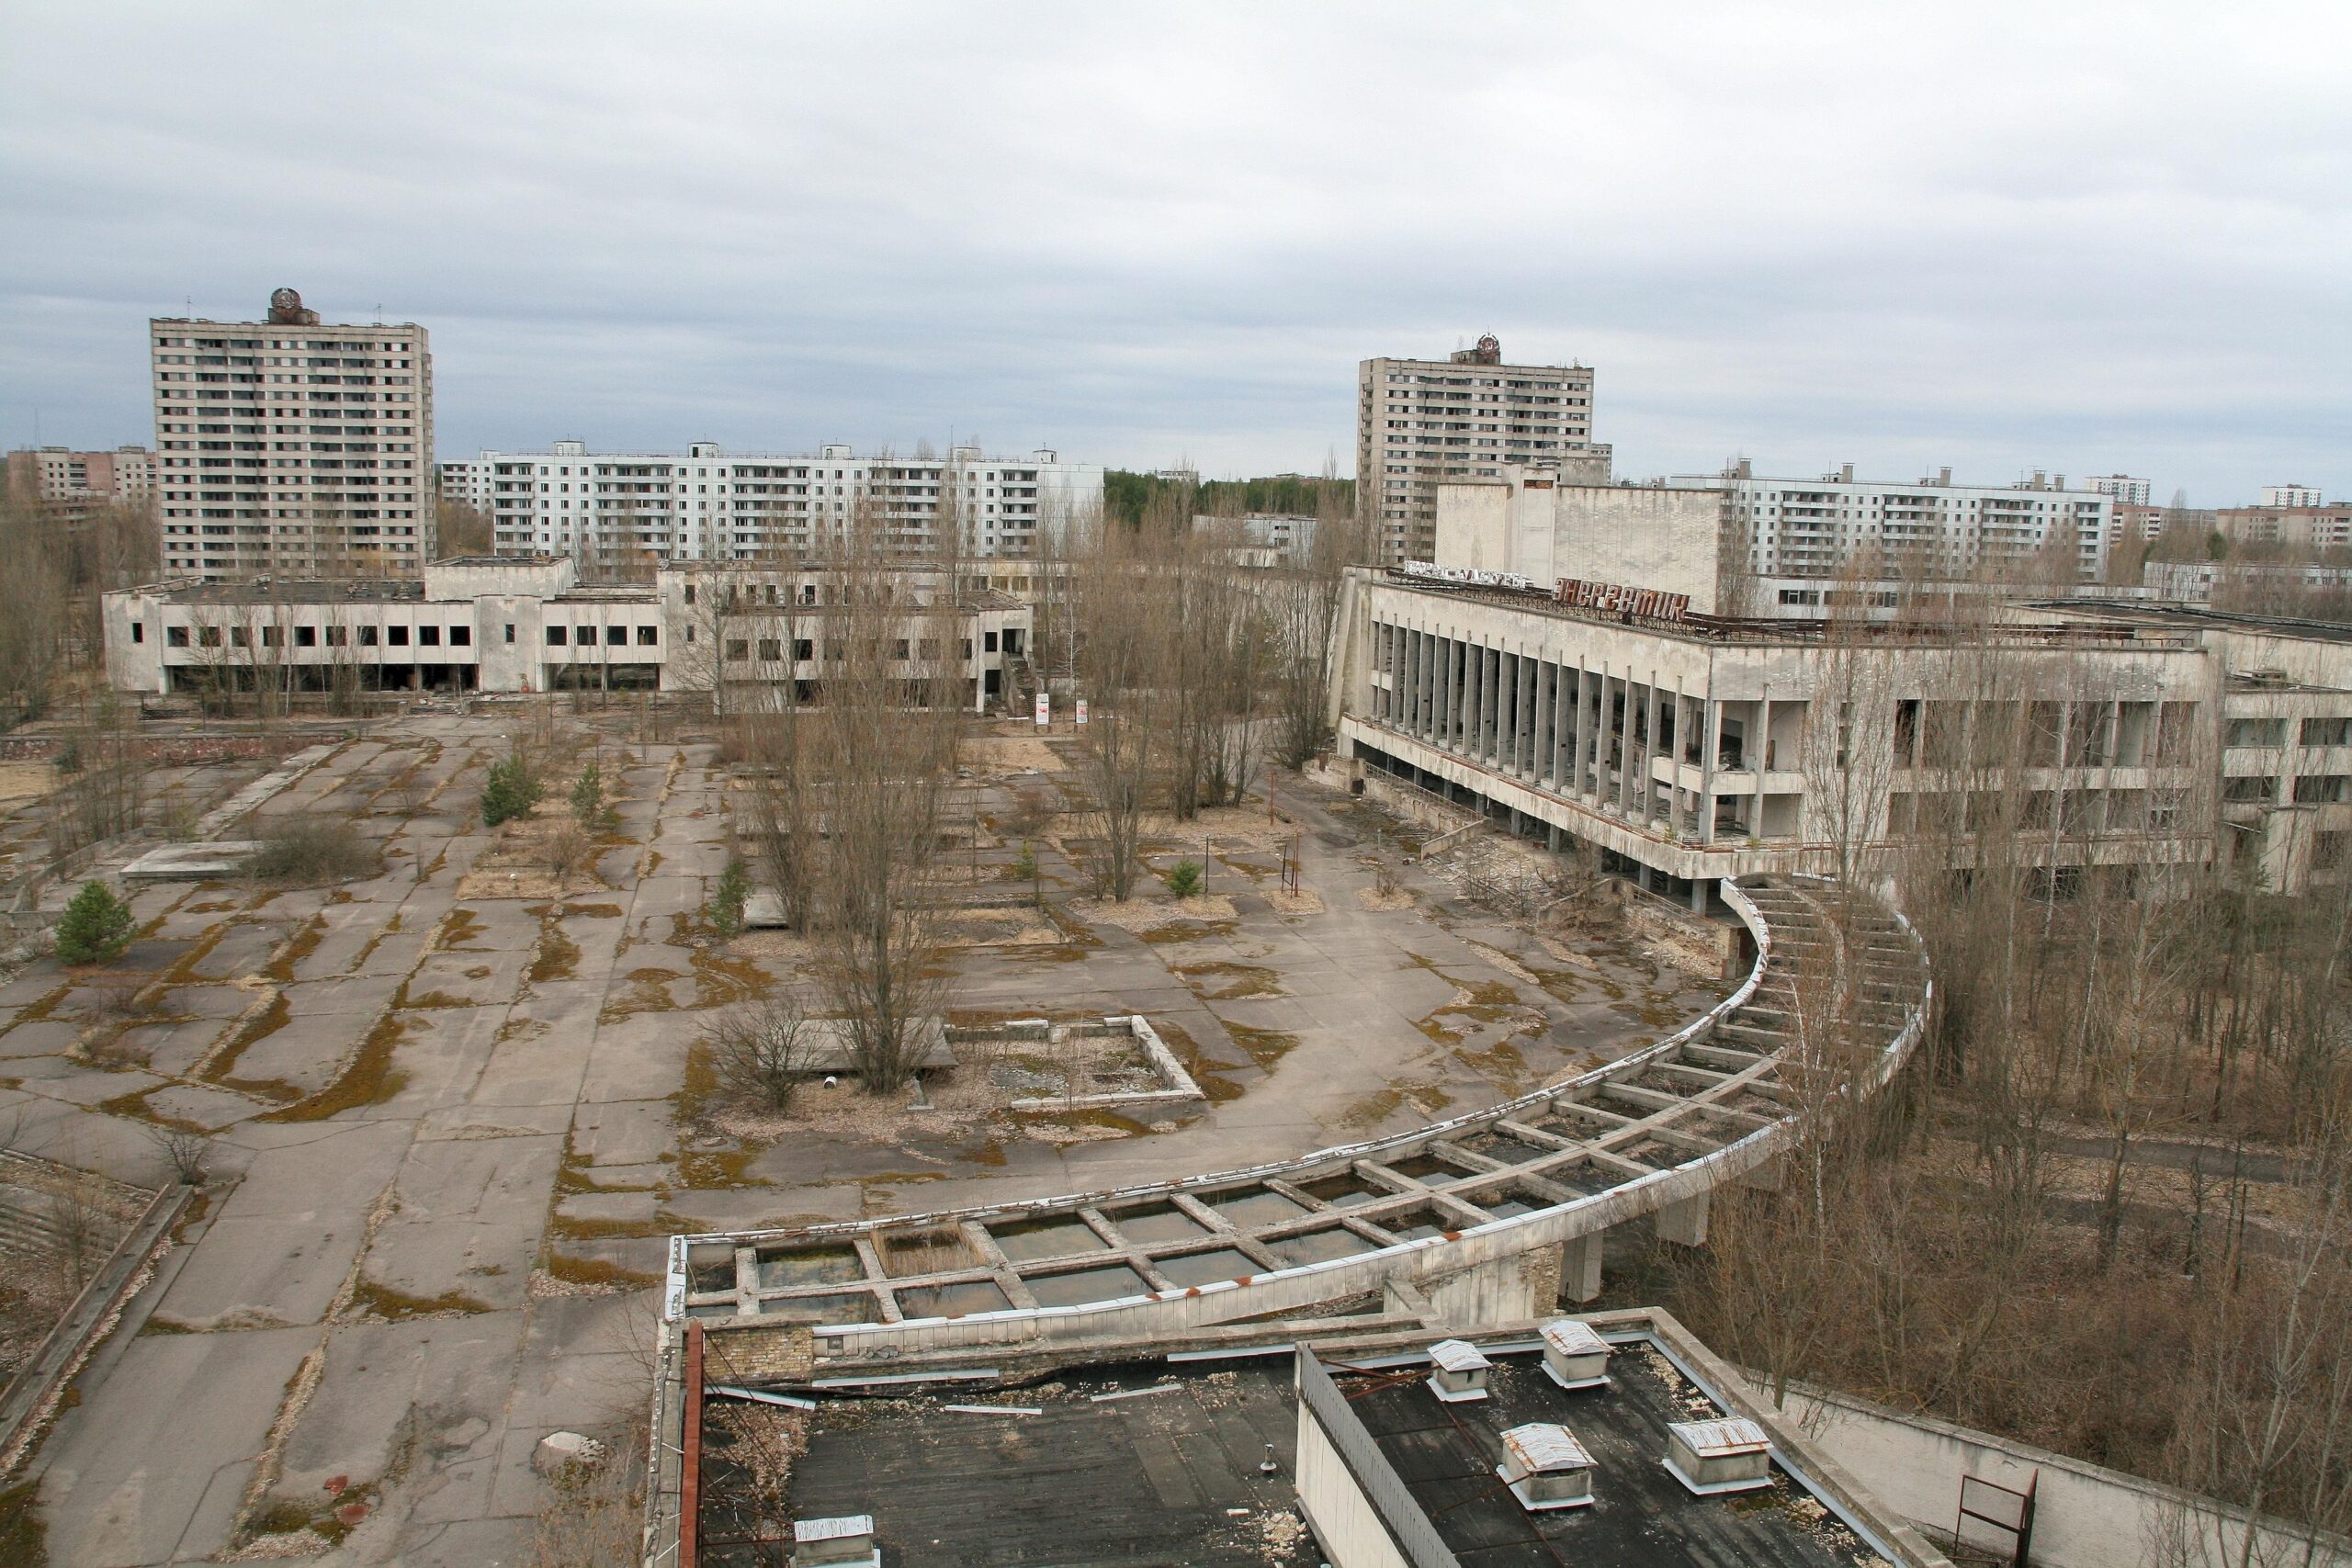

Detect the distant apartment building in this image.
[2111,502,2172,548]
[2263,484,2324,510]
[1672,463,2115,582]
[5,445,154,524]
[1191,512,1319,560]
[2145,558,2352,608]
[2087,473,2154,507]
[437,441,1101,571]
[151,288,433,581]
[437,457,493,513]
[2215,502,2352,553]
[1358,336,1603,566]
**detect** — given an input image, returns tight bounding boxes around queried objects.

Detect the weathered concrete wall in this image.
[1552,485,1722,614]
[1432,479,1513,573]
[1747,1380,2352,1568]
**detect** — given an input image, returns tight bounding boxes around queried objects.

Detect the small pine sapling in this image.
[710,856,751,938]
[481,756,543,827]
[55,880,135,964]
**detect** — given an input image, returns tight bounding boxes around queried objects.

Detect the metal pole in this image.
[681,1320,704,1568]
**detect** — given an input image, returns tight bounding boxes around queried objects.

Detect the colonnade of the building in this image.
[1367,617,1798,852]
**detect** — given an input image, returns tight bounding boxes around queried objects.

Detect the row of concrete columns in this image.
[1373,620,1728,840]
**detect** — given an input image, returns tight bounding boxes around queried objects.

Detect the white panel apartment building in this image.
[152,288,432,580]
[2087,474,2154,507]
[1675,464,2115,582]
[2264,485,2324,510]
[439,442,1102,570]
[1358,336,1603,566]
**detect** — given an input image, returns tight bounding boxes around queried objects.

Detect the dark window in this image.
[231,626,251,648]
[503,623,514,644]
[328,625,347,647]
[133,623,147,644]
[295,625,316,648]
[794,637,813,660]
[894,638,910,660]
[2303,716,2352,747]
[725,638,749,661]
[636,625,657,646]
[261,626,282,648]
[547,626,567,646]
[759,637,782,661]
[165,626,187,648]
[605,625,626,646]
[684,582,697,605]
[961,638,972,659]
[919,637,940,660]
[360,625,379,647]
[685,626,695,643]
[417,625,441,646]
[984,630,999,652]
[449,625,470,646]
[389,625,410,647]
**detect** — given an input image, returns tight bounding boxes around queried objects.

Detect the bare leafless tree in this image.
[703,991,815,1112]
[1073,520,1161,899]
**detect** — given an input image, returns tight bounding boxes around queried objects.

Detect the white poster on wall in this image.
[1035,694,1050,728]
[1075,699,1088,727]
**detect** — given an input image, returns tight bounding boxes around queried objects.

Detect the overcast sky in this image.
[3,2,2346,501]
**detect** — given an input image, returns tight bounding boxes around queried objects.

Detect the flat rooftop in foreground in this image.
[1331,1343,1894,1567]
[785,1360,1317,1567]
[770,1336,1901,1568]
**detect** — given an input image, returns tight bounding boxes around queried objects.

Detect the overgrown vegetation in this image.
[569,761,617,832]
[481,754,543,827]
[246,818,381,885]
[53,879,134,964]
[729,521,958,1095]
[701,992,814,1112]
[709,856,750,938]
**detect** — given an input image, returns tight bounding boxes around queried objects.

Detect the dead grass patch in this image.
[1072,894,1238,934]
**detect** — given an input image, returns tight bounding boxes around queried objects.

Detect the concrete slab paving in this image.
[152,1213,358,1328]
[414,1101,574,1143]
[32,1323,320,1568]
[143,1080,267,1131]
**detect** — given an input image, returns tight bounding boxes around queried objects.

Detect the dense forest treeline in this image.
[1103,468,1352,526]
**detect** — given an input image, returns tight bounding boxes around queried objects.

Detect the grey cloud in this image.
[2,0,2347,496]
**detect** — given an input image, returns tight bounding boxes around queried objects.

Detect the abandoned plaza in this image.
[9,519,2352,1564]
[0,703,1819,1565]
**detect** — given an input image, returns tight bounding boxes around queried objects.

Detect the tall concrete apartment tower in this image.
[152,288,433,580]
[1357,335,1600,565]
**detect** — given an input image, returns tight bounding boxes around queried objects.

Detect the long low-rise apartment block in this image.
[1670,461,2116,583]
[437,440,1101,570]
[1330,468,2352,899]
[101,556,1034,711]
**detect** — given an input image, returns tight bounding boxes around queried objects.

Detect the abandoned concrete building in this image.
[1324,466,2352,900]
[99,556,1035,709]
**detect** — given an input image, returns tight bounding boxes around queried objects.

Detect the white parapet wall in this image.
[1745,1379,2352,1568]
